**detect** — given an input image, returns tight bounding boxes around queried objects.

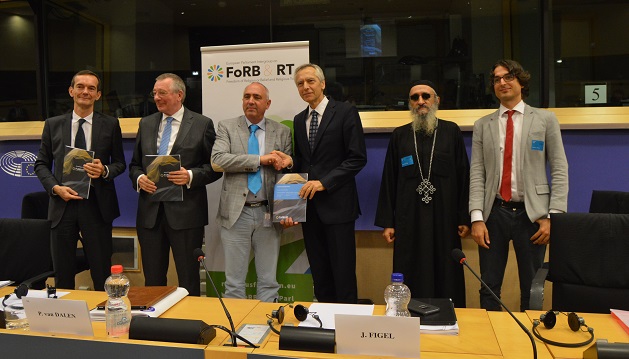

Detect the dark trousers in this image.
[137,205,203,296]
[51,196,112,291]
[478,201,546,311]
[302,200,357,304]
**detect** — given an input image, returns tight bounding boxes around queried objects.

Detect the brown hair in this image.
[490,59,531,99]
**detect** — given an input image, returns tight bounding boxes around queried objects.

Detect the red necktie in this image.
[500,110,515,202]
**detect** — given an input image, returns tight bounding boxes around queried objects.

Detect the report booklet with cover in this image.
[145,154,183,201]
[62,146,94,199]
[273,173,307,222]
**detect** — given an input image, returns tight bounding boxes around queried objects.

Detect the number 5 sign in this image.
[584,84,607,104]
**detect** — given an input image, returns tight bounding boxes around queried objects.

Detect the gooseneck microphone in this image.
[452,248,538,359]
[194,248,258,348]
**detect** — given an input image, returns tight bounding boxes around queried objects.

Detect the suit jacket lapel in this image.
[171,107,192,154]
[148,112,161,154]
[237,116,250,152]
[296,108,310,156]
[264,118,276,154]
[91,113,103,151]
[520,104,535,164]
[63,114,72,147]
[313,103,333,152]
[489,110,501,171]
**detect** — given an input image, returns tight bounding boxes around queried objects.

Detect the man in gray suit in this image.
[469,59,568,311]
[129,73,222,296]
[35,70,126,290]
[211,82,292,302]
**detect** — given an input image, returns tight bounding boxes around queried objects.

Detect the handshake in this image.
[261,150,293,171]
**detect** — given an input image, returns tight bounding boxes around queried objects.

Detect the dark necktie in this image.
[75,118,86,149]
[500,110,515,202]
[248,124,262,194]
[309,110,319,151]
[158,117,173,155]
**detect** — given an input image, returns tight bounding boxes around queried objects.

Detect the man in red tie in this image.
[469,59,569,311]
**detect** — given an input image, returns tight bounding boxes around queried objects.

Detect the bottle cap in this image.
[111,264,124,274]
[391,273,404,282]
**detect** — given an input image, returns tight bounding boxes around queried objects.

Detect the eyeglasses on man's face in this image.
[492,73,516,85]
[409,93,432,102]
[150,90,172,98]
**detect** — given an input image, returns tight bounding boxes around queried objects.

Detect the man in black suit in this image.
[129,73,222,296]
[279,64,367,303]
[35,70,126,290]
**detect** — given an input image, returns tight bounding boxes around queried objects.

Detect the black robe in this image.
[375,120,470,307]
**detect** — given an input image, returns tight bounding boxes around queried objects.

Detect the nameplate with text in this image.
[22,297,94,336]
[335,314,420,357]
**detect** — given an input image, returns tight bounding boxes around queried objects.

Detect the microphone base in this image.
[129,317,216,345]
[583,339,629,358]
[279,326,335,353]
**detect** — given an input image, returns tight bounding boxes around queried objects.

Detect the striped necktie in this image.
[158,117,173,155]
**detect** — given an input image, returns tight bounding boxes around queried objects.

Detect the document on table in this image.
[420,322,459,335]
[298,303,374,329]
[89,287,188,320]
[0,280,14,288]
[611,309,629,335]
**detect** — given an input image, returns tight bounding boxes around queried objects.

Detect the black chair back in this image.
[21,191,49,220]
[20,191,90,274]
[0,218,52,289]
[589,190,629,214]
[549,213,629,313]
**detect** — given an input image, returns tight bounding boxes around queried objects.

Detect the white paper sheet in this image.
[611,308,629,333]
[420,322,459,335]
[2,290,70,309]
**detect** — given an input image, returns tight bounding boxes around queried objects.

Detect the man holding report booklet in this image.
[129,73,222,296]
[211,82,293,302]
[35,70,126,291]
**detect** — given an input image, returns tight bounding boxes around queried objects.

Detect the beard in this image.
[410,102,439,136]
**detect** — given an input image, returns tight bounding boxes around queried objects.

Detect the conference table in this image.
[1,286,627,358]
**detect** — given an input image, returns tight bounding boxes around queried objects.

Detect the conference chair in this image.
[589,190,629,214]
[0,218,53,289]
[530,213,629,313]
[21,191,90,274]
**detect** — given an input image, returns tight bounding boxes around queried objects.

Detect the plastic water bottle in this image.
[104,264,131,338]
[384,272,411,317]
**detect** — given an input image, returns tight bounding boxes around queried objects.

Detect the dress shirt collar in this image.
[162,105,185,123]
[245,117,266,131]
[499,100,525,118]
[72,111,94,124]
[311,96,329,118]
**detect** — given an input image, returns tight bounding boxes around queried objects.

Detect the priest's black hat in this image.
[410,79,437,93]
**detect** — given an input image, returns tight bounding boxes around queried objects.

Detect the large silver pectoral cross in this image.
[416,178,436,204]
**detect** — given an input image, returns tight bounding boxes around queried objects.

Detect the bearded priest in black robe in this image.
[375,80,470,307]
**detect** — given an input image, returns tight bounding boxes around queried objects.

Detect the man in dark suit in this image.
[280,64,367,303]
[129,73,222,296]
[35,70,126,290]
